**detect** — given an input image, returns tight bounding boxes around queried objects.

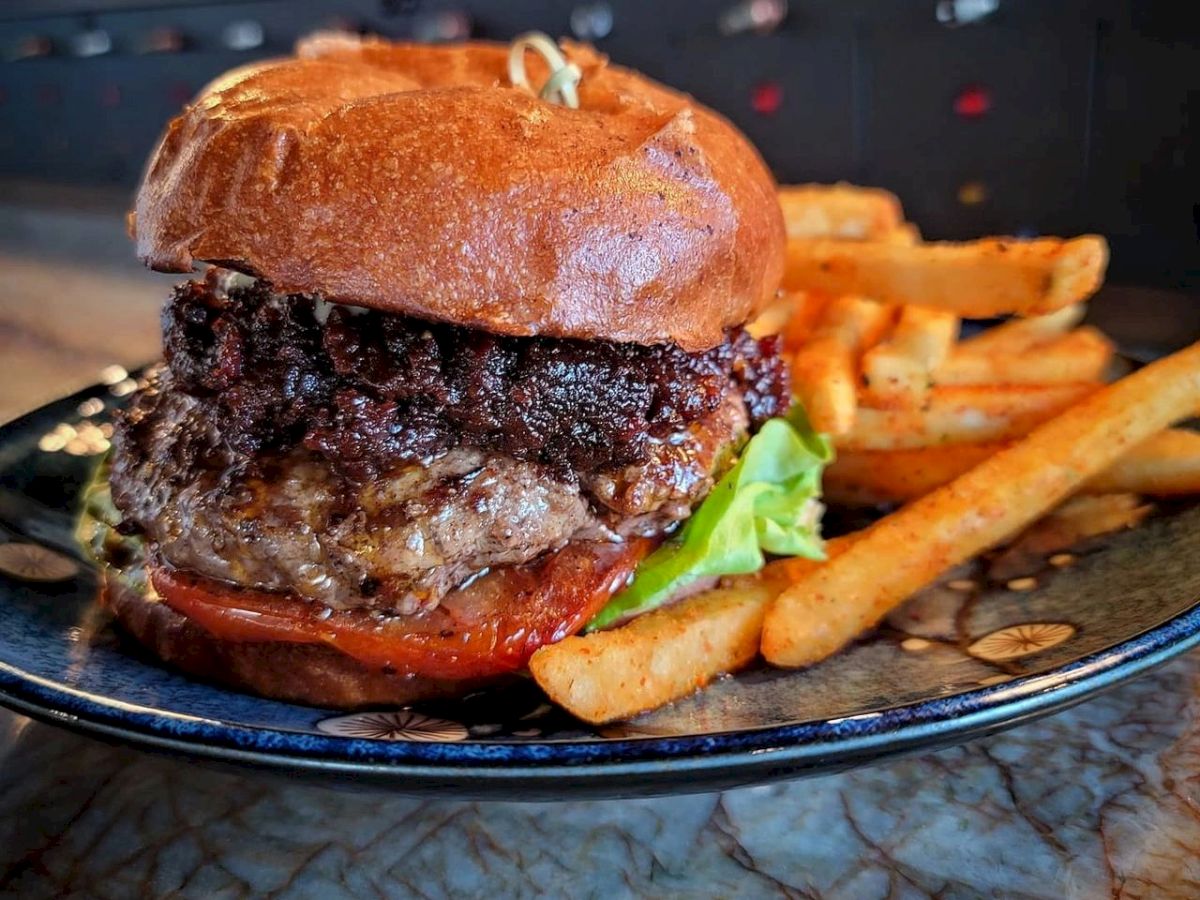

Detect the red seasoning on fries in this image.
[791,296,890,435]
[783,235,1110,317]
[777,183,904,241]
[862,305,960,408]
[956,304,1086,355]
[934,326,1114,386]
[826,429,1200,506]
[532,539,855,724]
[762,340,1200,669]
[843,382,1099,450]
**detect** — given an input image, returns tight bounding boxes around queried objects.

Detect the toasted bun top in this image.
[131,35,784,350]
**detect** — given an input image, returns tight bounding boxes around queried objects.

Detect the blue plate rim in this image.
[0,595,1197,776]
[2,382,1199,781]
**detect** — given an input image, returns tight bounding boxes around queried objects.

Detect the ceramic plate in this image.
[1,373,1199,799]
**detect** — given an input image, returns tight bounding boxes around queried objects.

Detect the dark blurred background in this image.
[0,0,1197,418]
[0,0,1197,289]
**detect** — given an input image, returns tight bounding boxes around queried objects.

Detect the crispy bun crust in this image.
[103,572,496,708]
[131,35,784,350]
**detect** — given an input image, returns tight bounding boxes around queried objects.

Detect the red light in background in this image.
[140,26,185,54]
[954,85,991,118]
[100,84,121,107]
[751,80,783,116]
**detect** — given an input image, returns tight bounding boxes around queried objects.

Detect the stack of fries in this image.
[531,183,1200,724]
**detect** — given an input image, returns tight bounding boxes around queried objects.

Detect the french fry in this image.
[778,183,904,241]
[824,442,1004,506]
[529,540,855,724]
[530,582,770,725]
[825,428,1200,506]
[793,337,855,437]
[862,307,960,408]
[779,292,828,351]
[882,222,921,246]
[782,236,1109,317]
[843,382,1099,450]
[792,296,891,435]
[957,304,1086,355]
[988,493,1152,583]
[934,326,1114,386]
[761,340,1200,668]
[745,293,796,339]
[1086,428,1200,495]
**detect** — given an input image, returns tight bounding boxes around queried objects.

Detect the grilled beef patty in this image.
[112,375,750,611]
[110,271,787,613]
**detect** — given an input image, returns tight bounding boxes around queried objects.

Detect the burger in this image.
[96,34,823,708]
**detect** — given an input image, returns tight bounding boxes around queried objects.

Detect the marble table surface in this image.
[3,659,1200,899]
[3,201,1200,898]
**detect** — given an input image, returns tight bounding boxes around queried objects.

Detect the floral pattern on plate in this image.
[0,543,78,582]
[316,711,469,742]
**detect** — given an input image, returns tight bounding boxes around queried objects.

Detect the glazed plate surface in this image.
[1,377,1199,799]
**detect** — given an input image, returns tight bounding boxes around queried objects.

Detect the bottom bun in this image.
[103,571,497,707]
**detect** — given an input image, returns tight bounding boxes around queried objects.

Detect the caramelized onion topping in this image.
[162,274,790,481]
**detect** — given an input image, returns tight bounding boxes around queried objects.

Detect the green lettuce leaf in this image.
[586,410,832,631]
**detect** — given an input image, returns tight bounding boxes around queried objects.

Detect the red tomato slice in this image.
[149,538,651,680]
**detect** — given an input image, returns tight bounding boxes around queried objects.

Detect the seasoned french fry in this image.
[862,307,960,408]
[1086,428,1200,495]
[529,539,856,724]
[988,493,1152,582]
[824,442,1004,506]
[934,326,1114,386]
[843,382,1099,450]
[825,428,1200,506]
[790,336,855,437]
[957,304,1086,356]
[530,582,770,725]
[779,292,828,351]
[882,222,921,246]
[745,293,796,339]
[782,236,1109,317]
[792,296,891,435]
[761,340,1200,668]
[778,183,904,241]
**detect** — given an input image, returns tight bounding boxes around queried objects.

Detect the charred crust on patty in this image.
[156,275,788,483]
